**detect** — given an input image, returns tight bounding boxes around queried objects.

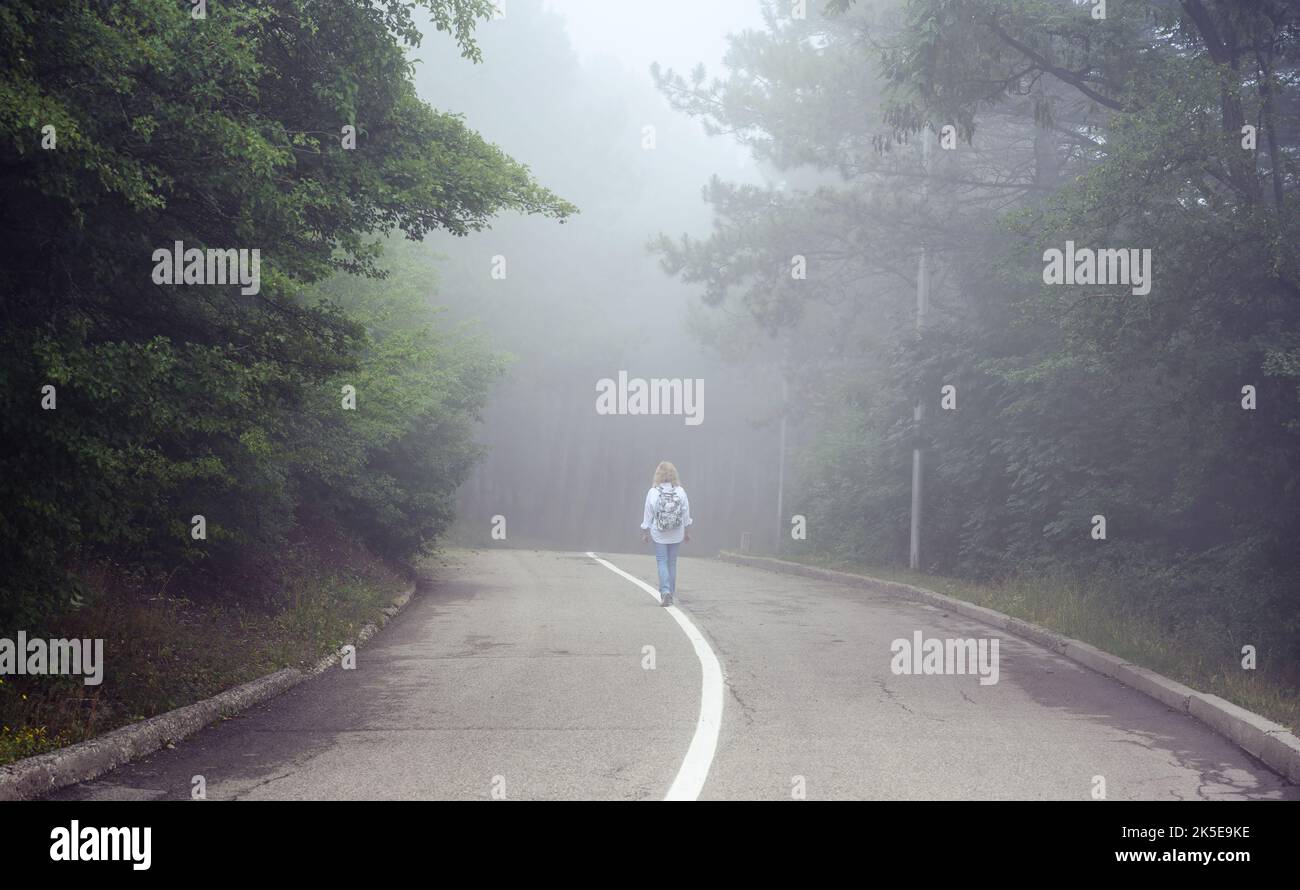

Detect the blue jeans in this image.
[654,541,679,594]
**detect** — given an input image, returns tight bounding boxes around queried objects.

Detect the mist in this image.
[3,0,1298,816]
[408,0,787,554]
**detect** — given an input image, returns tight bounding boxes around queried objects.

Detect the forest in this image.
[646,0,1300,687]
[0,0,571,628]
[1,0,1298,754]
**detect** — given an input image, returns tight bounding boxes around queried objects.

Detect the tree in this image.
[0,0,574,622]
[654,0,1300,666]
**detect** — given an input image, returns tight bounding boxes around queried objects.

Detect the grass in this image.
[0,534,409,767]
[764,550,1300,736]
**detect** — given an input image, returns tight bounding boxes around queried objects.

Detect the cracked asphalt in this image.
[46,549,1300,800]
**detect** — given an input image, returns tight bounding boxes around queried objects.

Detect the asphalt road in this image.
[48,549,1299,800]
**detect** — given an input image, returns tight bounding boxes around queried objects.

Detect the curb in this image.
[717,551,1300,785]
[0,581,418,801]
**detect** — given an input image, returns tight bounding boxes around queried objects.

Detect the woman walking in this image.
[640,461,692,607]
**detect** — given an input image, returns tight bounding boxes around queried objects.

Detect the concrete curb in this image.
[0,580,418,801]
[717,552,1300,785]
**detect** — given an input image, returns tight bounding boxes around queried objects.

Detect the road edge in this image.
[717,551,1300,786]
[0,581,418,801]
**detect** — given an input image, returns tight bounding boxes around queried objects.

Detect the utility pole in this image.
[776,372,788,553]
[909,128,931,571]
[776,332,791,554]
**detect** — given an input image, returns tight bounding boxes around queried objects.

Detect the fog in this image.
[409,0,788,553]
[396,0,1300,673]
[3,0,1298,813]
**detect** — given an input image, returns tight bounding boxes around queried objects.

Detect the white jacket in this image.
[641,484,692,544]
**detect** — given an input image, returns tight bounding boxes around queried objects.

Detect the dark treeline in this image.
[650,1,1300,674]
[0,0,572,624]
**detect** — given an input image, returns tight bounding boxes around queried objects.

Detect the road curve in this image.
[47,548,1298,800]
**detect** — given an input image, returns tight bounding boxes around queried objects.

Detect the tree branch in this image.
[984,19,1130,113]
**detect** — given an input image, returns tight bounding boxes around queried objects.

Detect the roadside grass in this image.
[768,551,1300,736]
[0,538,408,767]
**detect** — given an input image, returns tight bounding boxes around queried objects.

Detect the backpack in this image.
[653,485,684,532]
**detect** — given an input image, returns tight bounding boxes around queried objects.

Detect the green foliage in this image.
[298,242,505,561]
[0,0,572,624]
[0,533,409,766]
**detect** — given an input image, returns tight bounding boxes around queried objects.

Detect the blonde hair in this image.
[653,461,680,487]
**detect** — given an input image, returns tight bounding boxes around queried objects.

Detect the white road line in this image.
[585,551,724,801]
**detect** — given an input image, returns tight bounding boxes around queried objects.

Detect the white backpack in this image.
[653,485,684,531]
